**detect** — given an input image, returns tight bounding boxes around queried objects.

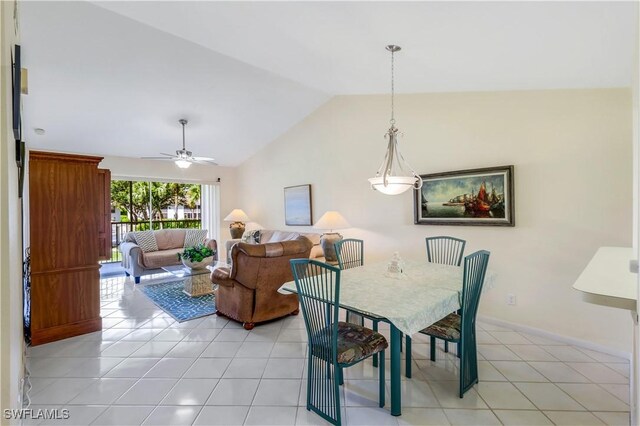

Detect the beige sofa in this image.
[225,229,323,262]
[120,229,217,283]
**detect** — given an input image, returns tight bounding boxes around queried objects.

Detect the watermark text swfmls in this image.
[4,408,70,420]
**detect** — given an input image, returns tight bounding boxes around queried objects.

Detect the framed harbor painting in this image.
[414,165,514,226]
[284,184,312,226]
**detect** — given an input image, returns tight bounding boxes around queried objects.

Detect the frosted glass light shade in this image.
[368,176,417,195]
[224,209,250,222]
[175,159,191,169]
[314,211,350,231]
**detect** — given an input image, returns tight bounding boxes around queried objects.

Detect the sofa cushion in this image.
[310,245,324,259]
[130,231,159,253]
[154,229,186,250]
[300,232,321,246]
[142,248,183,269]
[184,229,208,248]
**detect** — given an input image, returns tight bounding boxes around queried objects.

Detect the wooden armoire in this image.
[29,151,110,345]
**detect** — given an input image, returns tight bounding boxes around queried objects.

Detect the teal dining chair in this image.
[334,239,383,367]
[418,250,490,397]
[426,236,467,267]
[404,236,467,375]
[424,236,467,354]
[334,239,365,326]
[291,259,387,425]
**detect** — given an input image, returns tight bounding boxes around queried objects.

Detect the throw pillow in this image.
[130,230,159,253]
[241,229,261,244]
[184,229,208,248]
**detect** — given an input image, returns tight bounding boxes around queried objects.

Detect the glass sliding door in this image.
[149,181,201,229]
[106,179,202,262]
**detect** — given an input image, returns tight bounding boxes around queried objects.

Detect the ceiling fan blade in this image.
[192,156,216,161]
[191,158,219,166]
[141,156,175,160]
[191,159,218,166]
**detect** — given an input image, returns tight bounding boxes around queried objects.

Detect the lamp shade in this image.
[224,209,250,222]
[314,211,350,231]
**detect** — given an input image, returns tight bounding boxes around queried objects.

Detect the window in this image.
[107,179,203,262]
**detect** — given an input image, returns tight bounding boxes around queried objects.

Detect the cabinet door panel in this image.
[97,169,111,261]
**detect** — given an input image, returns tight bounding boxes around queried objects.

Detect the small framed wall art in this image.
[414,165,515,226]
[284,184,312,226]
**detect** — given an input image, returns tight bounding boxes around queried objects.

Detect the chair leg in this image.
[430,336,436,361]
[372,321,379,368]
[243,322,255,330]
[444,341,449,353]
[134,276,140,284]
[338,366,344,386]
[405,335,412,378]
[457,341,461,358]
[379,349,385,408]
[400,333,403,352]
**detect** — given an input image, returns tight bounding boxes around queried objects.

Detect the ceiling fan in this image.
[142,118,218,168]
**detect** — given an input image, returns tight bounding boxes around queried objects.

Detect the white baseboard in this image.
[477,314,632,361]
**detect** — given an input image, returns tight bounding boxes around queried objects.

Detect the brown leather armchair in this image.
[210,236,312,330]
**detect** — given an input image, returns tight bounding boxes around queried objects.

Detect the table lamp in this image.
[224,209,250,239]
[314,211,350,263]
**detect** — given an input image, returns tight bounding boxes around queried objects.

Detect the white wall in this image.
[0,0,24,416]
[237,89,633,353]
[99,155,238,254]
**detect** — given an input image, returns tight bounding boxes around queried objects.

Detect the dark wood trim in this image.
[97,168,112,260]
[29,150,103,164]
[30,318,102,346]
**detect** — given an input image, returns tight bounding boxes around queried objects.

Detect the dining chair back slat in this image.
[425,236,466,266]
[334,238,365,326]
[291,259,342,425]
[335,239,364,270]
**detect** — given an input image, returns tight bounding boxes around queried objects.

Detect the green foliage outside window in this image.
[110,180,201,223]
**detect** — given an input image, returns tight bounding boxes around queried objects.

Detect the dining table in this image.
[280,258,467,417]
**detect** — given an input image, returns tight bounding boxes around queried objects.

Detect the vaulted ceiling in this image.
[20,1,636,166]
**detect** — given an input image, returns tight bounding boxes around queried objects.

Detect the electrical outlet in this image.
[507,294,516,305]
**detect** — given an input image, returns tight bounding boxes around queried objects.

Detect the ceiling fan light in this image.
[175,159,191,169]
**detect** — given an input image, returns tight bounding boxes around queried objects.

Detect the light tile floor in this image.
[24,274,631,425]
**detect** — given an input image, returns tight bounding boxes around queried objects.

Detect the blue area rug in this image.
[140,280,216,322]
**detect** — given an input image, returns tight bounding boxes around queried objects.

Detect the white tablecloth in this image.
[281,259,468,336]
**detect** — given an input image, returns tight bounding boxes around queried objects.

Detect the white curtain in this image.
[201,184,220,245]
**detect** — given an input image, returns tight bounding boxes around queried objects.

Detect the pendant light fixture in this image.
[368,45,423,195]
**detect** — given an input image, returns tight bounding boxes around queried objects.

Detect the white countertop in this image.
[573,247,637,309]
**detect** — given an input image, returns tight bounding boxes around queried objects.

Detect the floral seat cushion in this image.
[420,313,461,341]
[311,321,388,365]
